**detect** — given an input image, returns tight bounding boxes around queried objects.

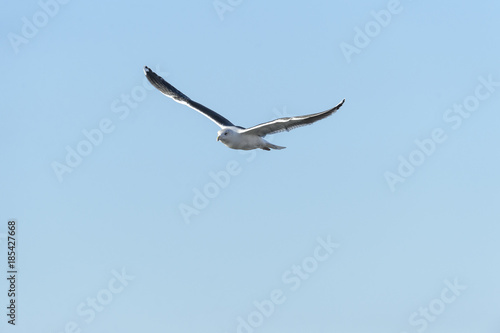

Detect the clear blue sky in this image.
[2,1,500,332]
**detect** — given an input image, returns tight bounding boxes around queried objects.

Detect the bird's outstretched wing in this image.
[241,99,345,137]
[144,66,235,128]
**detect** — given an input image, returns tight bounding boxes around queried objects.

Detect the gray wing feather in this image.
[241,99,345,137]
[144,66,234,128]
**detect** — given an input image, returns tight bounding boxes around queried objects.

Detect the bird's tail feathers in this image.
[264,143,286,151]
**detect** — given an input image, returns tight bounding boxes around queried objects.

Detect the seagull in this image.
[144,66,345,151]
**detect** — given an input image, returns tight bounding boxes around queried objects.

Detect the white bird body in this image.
[144,66,345,151]
[216,126,284,151]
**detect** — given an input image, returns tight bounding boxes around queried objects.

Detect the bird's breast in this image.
[222,133,264,150]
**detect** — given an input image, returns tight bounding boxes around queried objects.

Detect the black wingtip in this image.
[336,98,345,109]
[143,66,151,75]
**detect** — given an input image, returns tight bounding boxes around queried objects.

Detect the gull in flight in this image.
[144,66,345,151]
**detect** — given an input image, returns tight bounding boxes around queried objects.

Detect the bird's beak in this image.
[216,135,220,141]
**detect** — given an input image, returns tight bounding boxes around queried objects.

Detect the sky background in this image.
[1,0,500,332]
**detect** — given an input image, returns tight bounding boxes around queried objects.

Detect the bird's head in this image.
[216,128,234,143]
